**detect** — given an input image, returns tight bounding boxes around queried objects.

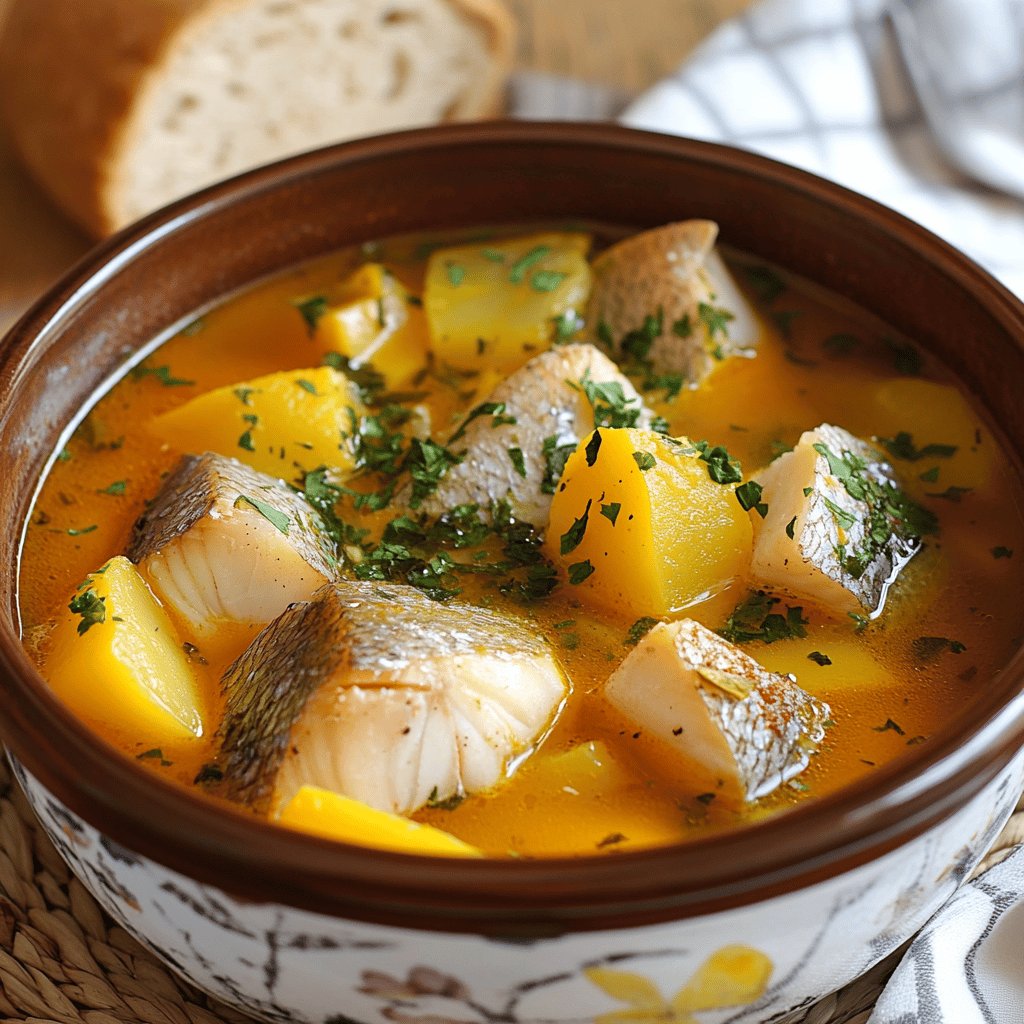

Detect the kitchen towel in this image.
[511,0,1024,298]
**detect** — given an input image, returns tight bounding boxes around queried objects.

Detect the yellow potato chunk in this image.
[45,557,204,742]
[279,786,481,857]
[753,630,897,696]
[546,429,753,619]
[150,365,363,480]
[314,263,429,389]
[424,232,593,373]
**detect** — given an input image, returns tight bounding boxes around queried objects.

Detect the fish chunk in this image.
[217,581,568,815]
[750,424,932,614]
[127,452,336,636]
[605,619,829,802]
[410,343,656,527]
[586,220,759,386]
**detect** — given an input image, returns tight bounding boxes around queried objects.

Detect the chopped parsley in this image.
[672,314,692,338]
[237,430,256,452]
[137,748,172,767]
[405,438,462,509]
[68,588,106,635]
[293,295,328,336]
[540,435,576,494]
[698,302,734,340]
[560,499,592,555]
[690,440,742,485]
[531,270,567,293]
[912,636,966,660]
[568,560,595,585]
[919,466,940,483]
[877,432,957,462]
[194,763,224,785]
[233,386,258,406]
[574,370,644,429]
[234,494,290,535]
[98,481,126,496]
[553,310,583,344]
[426,787,465,811]
[625,616,660,646]
[807,651,832,666]
[735,480,768,518]
[993,546,1014,559]
[508,245,550,284]
[448,401,514,443]
[508,446,527,479]
[632,451,656,472]
[885,337,923,375]
[719,591,808,645]
[445,262,465,287]
[584,430,602,466]
[600,501,621,525]
[785,515,797,539]
[66,525,98,537]
[295,378,319,396]
[873,718,906,736]
[743,265,786,304]
[130,364,195,387]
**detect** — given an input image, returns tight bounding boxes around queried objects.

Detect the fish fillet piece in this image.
[586,220,759,386]
[605,619,830,802]
[127,452,337,636]
[217,581,568,815]
[409,343,656,527]
[751,424,931,615]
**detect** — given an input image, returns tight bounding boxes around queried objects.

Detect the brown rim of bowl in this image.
[1,121,1023,936]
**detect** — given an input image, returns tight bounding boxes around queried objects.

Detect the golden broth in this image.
[20,227,1024,857]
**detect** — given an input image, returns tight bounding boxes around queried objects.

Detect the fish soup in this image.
[21,222,1024,857]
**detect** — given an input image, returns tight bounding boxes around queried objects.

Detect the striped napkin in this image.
[511,0,1024,299]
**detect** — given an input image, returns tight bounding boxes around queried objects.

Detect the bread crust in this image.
[0,0,515,237]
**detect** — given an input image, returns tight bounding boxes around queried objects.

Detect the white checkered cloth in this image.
[511,0,1024,299]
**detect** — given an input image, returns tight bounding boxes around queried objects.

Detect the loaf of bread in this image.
[0,0,514,237]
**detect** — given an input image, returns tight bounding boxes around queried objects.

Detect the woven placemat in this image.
[0,759,1021,1024]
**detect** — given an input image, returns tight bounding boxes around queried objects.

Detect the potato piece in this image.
[278,785,481,857]
[586,221,760,386]
[314,263,429,389]
[750,424,932,615]
[424,232,592,373]
[45,557,204,742]
[753,630,897,696]
[545,428,753,618]
[149,365,363,480]
[605,620,830,802]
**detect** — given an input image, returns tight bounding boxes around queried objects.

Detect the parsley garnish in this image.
[785,515,797,539]
[540,435,576,494]
[632,451,656,472]
[238,430,255,451]
[912,636,966,660]
[690,440,742,485]
[574,370,644,429]
[743,265,786,304]
[445,262,465,287]
[719,591,808,644]
[585,430,602,466]
[137,748,172,767]
[98,481,126,496]
[877,432,957,461]
[233,386,257,406]
[66,525,98,537]
[234,495,290,535]
[885,338,923,375]
[130,364,195,387]
[508,245,550,284]
[698,302,734,340]
[560,499,592,555]
[735,480,768,518]
[293,295,328,336]
[993,546,1014,559]
[807,651,832,666]
[426,786,465,811]
[625,617,660,646]
[531,270,567,293]
[295,378,319,396]
[406,438,462,509]
[68,588,106,635]
[553,310,583,344]
[874,718,906,736]
[194,763,224,785]
[600,501,621,525]
[568,560,595,585]
[448,401,515,443]
[508,447,527,478]
[919,466,940,483]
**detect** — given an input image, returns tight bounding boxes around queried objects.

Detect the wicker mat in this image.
[0,761,1021,1024]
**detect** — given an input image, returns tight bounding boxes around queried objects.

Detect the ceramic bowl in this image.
[1,123,1024,1024]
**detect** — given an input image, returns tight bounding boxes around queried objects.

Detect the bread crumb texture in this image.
[0,0,514,236]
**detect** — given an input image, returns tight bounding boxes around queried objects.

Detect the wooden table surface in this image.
[0,0,749,330]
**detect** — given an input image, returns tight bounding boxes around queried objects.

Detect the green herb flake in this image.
[807,651,832,666]
[743,265,786,304]
[560,499,593,556]
[295,378,319,396]
[568,559,595,585]
[426,786,465,811]
[237,430,256,452]
[785,515,797,539]
[625,616,660,647]
[919,466,940,483]
[585,430,602,467]
[181,318,205,337]
[803,486,814,497]
[849,612,870,633]
[445,262,466,287]
[66,525,98,537]
[912,636,967,660]
[234,494,290,535]
[698,302,734,340]
[194,763,224,785]
[735,479,767,517]
[448,401,513,444]
[873,718,906,736]
[719,591,808,645]
[672,314,693,338]
[98,481,127,496]
[574,369,644,430]
[885,337,923,375]
[130,364,195,388]
[508,245,551,284]
[233,386,258,406]
[531,270,567,293]
[553,310,583,344]
[481,247,505,263]
[68,588,106,635]
[57,448,72,462]
[136,748,172,767]
[600,501,621,526]
[632,451,656,472]
[540,435,576,494]
[695,792,717,806]
[877,432,957,462]
[293,295,329,336]
[508,447,527,479]
[992,546,1014,559]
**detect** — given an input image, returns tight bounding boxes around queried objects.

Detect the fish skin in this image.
[605,619,830,802]
[217,581,567,815]
[408,343,655,528]
[127,452,337,634]
[585,221,760,386]
[752,424,918,614]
